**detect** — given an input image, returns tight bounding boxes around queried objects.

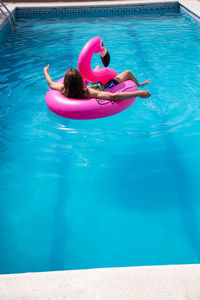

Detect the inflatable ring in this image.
[45,37,138,120]
[45,78,138,120]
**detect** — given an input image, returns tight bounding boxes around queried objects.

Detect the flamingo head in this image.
[94,38,110,67]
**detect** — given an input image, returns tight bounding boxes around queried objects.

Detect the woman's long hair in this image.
[63,68,85,99]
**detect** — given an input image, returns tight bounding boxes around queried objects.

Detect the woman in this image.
[43,64,151,101]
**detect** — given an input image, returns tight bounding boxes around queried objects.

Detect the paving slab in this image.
[1,264,200,300]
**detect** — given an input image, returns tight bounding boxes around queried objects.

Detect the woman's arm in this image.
[43,64,64,91]
[87,88,151,101]
[113,90,151,100]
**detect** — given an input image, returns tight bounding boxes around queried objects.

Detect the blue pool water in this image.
[1,8,200,274]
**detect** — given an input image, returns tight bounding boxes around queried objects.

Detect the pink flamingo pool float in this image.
[45,37,138,120]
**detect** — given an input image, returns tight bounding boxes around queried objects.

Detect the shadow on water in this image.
[114,26,200,259]
[49,117,71,271]
[49,30,74,271]
[49,163,70,271]
[163,132,200,259]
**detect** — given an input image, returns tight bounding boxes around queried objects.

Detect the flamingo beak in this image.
[100,47,110,67]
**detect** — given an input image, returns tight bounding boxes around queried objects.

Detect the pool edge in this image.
[0,264,200,299]
[1,0,200,31]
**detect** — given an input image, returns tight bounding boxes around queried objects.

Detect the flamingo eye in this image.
[101,40,104,49]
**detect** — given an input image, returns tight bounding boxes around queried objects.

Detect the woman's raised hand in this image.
[44,64,49,73]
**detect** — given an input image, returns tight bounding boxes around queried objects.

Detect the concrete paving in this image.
[180,0,200,17]
[1,264,200,299]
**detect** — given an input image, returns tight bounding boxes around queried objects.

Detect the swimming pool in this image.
[0,4,200,274]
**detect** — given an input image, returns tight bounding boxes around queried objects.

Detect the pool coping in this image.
[1,0,200,298]
[1,264,200,299]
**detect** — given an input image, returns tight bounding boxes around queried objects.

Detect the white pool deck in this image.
[1,264,200,299]
[1,0,200,299]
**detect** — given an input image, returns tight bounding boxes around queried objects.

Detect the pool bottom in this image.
[1,0,200,275]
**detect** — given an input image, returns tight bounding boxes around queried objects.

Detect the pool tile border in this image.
[1,1,200,30]
[15,2,180,15]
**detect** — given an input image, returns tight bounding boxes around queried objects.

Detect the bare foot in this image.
[139,79,151,87]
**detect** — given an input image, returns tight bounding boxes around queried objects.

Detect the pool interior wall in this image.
[0,2,200,275]
[0,1,181,31]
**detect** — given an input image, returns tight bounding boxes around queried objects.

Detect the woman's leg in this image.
[94,66,101,71]
[114,70,150,87]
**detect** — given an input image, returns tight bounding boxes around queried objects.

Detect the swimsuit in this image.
[103,79,119,90]
[87,79,119,91]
